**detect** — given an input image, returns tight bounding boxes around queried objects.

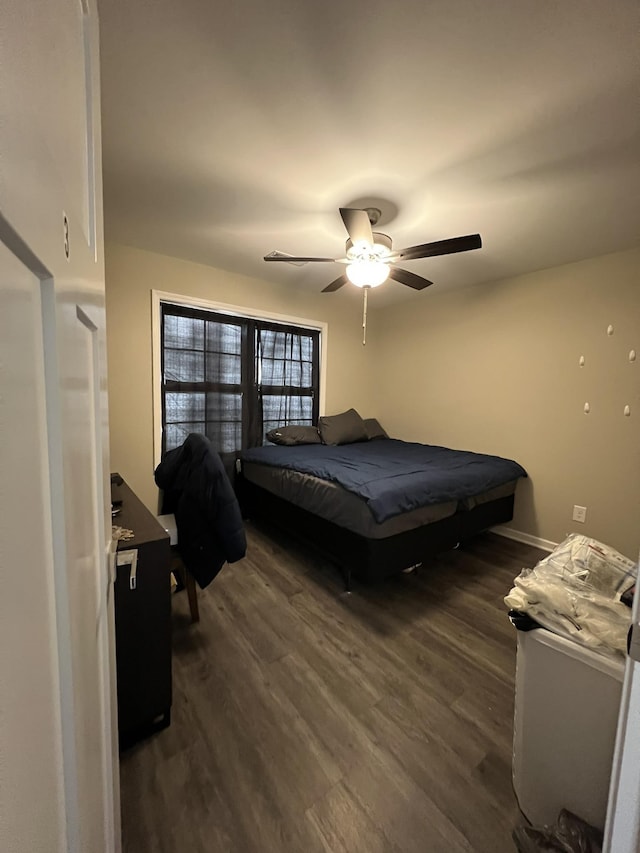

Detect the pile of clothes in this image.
[505,533,636,656]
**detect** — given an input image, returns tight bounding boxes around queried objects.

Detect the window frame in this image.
[151,290,327,466]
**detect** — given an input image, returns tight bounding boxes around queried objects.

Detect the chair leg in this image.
[170,549,200,624]
[184,568,200,623]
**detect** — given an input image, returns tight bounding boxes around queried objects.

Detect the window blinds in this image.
[161,303,320,454]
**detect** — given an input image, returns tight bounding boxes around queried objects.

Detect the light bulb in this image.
[346,261,390,288]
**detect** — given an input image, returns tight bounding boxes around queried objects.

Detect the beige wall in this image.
[105,243,376,509]
[372,247,640,558]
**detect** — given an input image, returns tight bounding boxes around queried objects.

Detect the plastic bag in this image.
[505,534,636,656]
[513,808,603,853]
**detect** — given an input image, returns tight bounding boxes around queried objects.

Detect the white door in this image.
[0,1,119,852]
[603,564,640,852]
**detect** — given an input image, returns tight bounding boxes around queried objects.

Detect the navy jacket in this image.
[154,434,246,588]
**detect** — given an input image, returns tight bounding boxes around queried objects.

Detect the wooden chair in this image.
[157,512,200,623]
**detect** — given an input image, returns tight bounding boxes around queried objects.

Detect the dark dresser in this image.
[111,475,172,748]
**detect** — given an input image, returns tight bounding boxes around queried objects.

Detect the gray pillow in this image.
[364,418,389,440]
[318,408,368,446]
[266,425,321,446]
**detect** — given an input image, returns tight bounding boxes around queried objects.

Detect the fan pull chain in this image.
[362,286,369,346]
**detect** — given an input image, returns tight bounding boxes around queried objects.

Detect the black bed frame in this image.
[239,475,515,589]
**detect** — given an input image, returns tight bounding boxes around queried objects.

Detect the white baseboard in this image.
[492,525,557,553]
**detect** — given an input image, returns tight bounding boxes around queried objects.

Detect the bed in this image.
[239,432,527,587]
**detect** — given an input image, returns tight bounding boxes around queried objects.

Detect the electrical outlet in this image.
[572,505,587,523]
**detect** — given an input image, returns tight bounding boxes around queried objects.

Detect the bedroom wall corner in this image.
[370,246,640,560]
[105,243,377,511]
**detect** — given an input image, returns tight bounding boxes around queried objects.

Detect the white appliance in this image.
[513,627,625,831]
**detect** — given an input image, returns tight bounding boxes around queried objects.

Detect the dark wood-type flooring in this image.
[120,523,545,853]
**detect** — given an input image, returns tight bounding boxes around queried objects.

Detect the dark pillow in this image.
[266,425,321,446]
[318,408,368,446]
[364,418,389,440]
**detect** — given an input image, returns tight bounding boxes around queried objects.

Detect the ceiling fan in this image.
[264,207,482,293]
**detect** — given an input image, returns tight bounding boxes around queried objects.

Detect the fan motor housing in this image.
[346,232,393,259]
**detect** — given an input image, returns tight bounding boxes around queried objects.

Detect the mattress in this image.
[242,459,517,539]
[240,439,527,523]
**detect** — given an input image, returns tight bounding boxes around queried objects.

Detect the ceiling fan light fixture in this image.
[346,232,393,260]
[264,207,482,295]
[346,260,390,288]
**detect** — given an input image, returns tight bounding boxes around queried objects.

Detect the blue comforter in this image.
[241,439,526,523]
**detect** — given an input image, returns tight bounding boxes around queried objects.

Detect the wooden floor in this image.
[119,523,545,853]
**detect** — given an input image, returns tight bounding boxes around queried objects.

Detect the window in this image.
[160,302,320,455]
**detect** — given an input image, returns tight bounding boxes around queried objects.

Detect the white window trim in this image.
[151,289,328,467]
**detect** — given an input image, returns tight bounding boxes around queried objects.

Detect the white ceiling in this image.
[98,0,640,304]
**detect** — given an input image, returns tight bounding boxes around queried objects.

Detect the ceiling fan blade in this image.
[339,208,373,247]
[322,274,349,293]
[389,267,433,290]
[390,234,482,262]
[264,251,338,264]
